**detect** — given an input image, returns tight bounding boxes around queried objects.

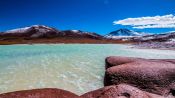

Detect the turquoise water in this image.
[0,44,175,95]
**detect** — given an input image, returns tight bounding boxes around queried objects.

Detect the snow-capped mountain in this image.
[105,29,146,39]
[5,25,58,34]
[0,25,59,38]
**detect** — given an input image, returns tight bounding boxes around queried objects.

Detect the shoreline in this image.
[1,42,175,51]
[131,46,175,51]
[131,42,175,51]
[0,38,131,45]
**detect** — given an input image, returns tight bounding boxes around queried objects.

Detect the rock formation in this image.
[104,56,175,97]
[81,84,166,98]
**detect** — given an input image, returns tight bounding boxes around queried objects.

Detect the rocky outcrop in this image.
[81,84,166,98]
[104,56,175,96]
[105,56,143,69]
[0,88,81,98]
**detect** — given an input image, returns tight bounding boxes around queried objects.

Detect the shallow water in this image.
[0,44,175,95]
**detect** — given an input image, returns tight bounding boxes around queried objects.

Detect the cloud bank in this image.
[113,14,175,29]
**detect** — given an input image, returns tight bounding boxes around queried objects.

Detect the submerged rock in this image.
[0,88,81,98]
[104,56,175,96]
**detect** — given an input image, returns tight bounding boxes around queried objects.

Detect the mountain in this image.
[0,25,103,39]
[59,30,103,39]
[105,29,146,39]
[0,25,60,38]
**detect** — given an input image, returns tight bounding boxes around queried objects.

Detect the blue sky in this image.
[0,0,175,35]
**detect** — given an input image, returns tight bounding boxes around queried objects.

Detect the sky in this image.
[0,0,175,35]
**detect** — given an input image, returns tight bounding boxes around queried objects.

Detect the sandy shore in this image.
[131,42,175,50]
[0,37,132,45]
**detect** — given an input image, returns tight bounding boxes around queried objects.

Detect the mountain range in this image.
[0,25,103,39]
[105,28,175,43]
[0,25,175,44]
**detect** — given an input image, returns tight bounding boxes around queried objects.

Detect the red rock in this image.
[105,56,143,69]
[0,88,81,98]
[81,84,164,98]
[104,56,175,96]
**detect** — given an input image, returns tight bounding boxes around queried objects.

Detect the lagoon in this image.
[0,44,175,95]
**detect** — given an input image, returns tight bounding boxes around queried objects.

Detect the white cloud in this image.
[113,14,175,29]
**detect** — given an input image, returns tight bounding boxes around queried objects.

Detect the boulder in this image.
[105,56,143,69]
[0,88,81,98]
[104,56,175,96]
[81,84,166,98]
